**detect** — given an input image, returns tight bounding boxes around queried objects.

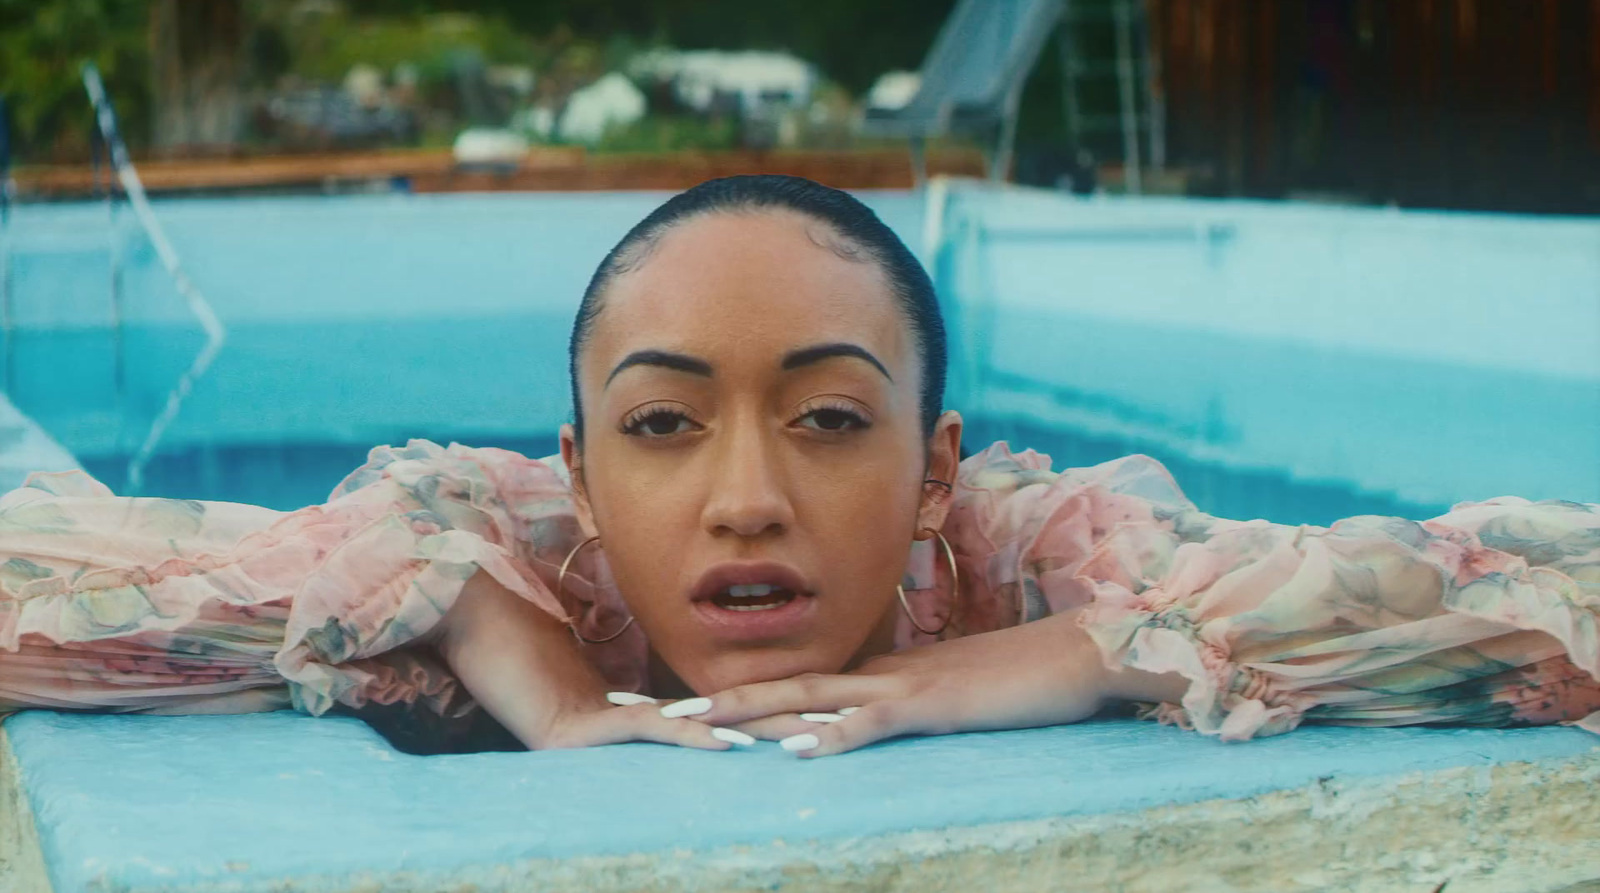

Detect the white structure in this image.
[558,72,648,144]
[865,71,922,113]
[342,64,385,108]
[631,50,815,116]
[451,128,529,165]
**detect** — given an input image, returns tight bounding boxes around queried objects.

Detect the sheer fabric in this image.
[2,440,1595,741]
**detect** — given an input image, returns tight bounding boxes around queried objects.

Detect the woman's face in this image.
[561,209,961,695]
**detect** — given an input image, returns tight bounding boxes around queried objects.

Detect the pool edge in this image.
[0,725,52,893]
[19,742,1598,893]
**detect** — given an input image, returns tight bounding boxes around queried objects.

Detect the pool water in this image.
[6,187,1597,525]
[73,418,1441,526]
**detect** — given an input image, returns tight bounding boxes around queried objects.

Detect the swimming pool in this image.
[5,185,1598,524]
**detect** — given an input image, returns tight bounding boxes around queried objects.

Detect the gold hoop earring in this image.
[556,535,635,644]
[896,528,959,636]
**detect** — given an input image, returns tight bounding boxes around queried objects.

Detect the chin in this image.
[685,647,845,695]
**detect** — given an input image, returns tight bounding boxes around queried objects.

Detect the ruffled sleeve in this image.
[0,440,643,724]
[944,444,1600,741]
[919,442,1196,643]
[276,440,645,717]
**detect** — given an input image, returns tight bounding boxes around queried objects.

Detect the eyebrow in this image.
[605,350,713,386]
[604,342,892,388]
[781,342,893,381]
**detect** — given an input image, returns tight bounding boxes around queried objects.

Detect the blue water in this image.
[5,188,1598,524]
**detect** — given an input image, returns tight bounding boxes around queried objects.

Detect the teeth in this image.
[721,602,785,611]
[726,584,777,598]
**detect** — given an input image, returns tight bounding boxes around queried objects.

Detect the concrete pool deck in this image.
[2,712,1597,893]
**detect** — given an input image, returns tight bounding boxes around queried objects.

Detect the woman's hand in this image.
[684,609,1188,757]
[433,571,743,751]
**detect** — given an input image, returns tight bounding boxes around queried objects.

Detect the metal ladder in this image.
[78,63,227,493]
[1057,0,1165,193]
[2,90,132,463]
[1,95,13,398]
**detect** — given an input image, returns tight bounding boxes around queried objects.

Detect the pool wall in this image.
[6,712,1600,893]
[5,187,1597,522]
[0,394,79,492]
[931,183,1600,520]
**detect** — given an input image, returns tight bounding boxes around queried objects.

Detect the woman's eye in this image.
[798,407,867,432]
[623,410,695,437]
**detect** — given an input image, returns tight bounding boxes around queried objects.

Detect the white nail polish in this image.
[780,733,820,752]
[799,712,844,723]
[606,691,658,706]
[660,697,712,718]
[838,706,860,715]
[711,727,756,746]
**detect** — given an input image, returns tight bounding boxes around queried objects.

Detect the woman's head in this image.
[560,175,961,696]
[570,175,947,439]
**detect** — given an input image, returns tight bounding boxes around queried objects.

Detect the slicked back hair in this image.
[568,174,947,445]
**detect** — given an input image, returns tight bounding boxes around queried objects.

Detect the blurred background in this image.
[1,0,1597,526]
[4,0,1598,207]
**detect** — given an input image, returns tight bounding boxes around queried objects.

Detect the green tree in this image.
[345,0,957,93]
[0,0,149,161]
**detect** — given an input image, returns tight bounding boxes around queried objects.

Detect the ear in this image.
[559,423,600,539]
[915,410,963,538]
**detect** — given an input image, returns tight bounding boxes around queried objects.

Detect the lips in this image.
[689,561,817,640]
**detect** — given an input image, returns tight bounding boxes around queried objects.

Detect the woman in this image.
[2,175,1597,757]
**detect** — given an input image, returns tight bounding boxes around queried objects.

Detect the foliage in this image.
[349,0,956,94]
[0,0,150,161]
[0,0,966,162]
[592,114,738,154]
[260,5,537,85]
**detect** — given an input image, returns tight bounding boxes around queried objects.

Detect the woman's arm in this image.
[688,448,1600,753]
[687,607,1186,757]
[278,442,742,750]
[433,571,738,751]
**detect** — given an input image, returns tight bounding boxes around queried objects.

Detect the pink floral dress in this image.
[2,440,1596,743]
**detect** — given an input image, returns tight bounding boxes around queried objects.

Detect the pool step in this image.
[3,711,1597,892]
[0,393,80,493]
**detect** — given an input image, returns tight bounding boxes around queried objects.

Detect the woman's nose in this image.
[700,426,796,539]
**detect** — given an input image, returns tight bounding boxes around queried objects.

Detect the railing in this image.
[1,95,13,397]
[80,63,226,493]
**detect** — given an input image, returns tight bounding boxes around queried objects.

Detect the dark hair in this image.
[568,175,947,444]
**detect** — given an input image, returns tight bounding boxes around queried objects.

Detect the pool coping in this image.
[0,728,50,893]
[2,724,1598,893]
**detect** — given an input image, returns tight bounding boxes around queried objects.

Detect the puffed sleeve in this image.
[0,440,639,724]
[943,443,1600,741]
[275,440,621,717]
[919,442,1197,642]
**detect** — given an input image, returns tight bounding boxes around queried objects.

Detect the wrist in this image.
[1103,664,1190,705]
[1056,607,1188,706]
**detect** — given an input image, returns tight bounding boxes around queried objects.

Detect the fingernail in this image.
[839,706,860,715]
[711,727,756,746]
[799,712,844,723]
[780,733,820,752]
[606,691,658,706]
[660,697,712,718]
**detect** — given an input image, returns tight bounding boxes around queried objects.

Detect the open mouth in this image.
[690,561,817,639]
[709,584,800,612]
